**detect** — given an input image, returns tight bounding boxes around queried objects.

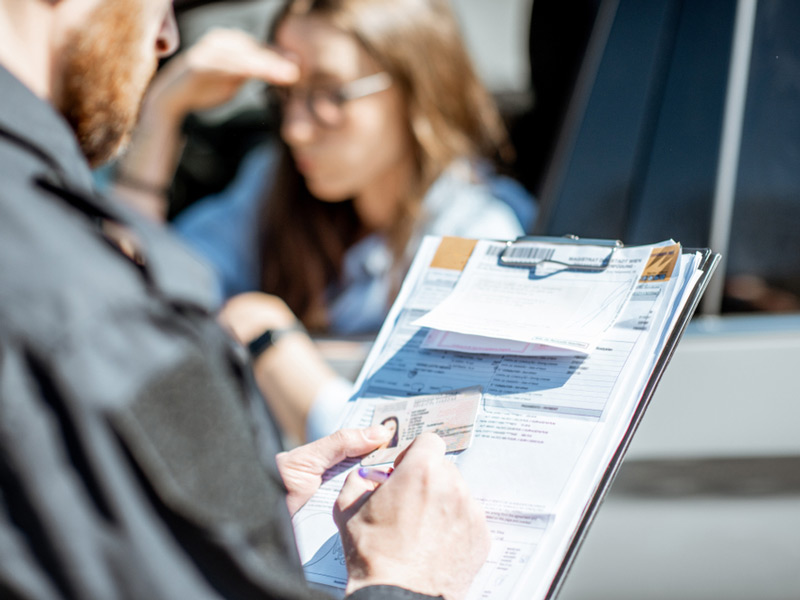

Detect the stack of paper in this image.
[292,235,715,599]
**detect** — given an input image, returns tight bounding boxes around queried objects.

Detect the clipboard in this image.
[292,233,720,600]
[499,234,624,271]
[543,243,720,600]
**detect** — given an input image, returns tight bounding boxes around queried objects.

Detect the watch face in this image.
[247,323,306,359]
[248,329,277,359]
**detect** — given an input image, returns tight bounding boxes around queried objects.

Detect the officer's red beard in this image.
[57,0,160,168]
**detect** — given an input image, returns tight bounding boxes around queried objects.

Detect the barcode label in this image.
[501,245,556,264]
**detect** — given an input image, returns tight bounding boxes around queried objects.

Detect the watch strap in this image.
[247,321,307,359]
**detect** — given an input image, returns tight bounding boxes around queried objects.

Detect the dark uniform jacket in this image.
[0,65,436,600]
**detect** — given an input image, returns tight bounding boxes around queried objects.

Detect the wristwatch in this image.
[247,321,307,359]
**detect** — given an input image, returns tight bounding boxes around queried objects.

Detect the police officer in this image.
[0,0,489,598]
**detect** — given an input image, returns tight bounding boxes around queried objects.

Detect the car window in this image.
[725,0,800,312]
[533,0,800,315]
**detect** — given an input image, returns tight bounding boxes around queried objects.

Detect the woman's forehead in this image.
[275,14,378,81]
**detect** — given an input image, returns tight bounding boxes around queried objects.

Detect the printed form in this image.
[414,240,657,353]
[292,236,705,599]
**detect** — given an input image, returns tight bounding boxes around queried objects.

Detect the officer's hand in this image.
[334,433,490,600]
[276,426,393,515]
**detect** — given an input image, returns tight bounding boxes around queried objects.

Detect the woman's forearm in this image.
[111,96,186,221]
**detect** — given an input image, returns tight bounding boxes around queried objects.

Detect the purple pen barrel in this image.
[358,467,392,483]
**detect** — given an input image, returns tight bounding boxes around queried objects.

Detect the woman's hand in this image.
[145,27,299,123]
[112,29,299,221]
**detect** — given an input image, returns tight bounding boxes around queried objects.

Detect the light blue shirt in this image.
[174,143,536,334]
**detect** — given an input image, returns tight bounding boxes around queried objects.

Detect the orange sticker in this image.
[640,243,680,282]
[430,236,478,271]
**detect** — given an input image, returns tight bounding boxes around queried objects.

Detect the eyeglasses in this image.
[269,71,392,128]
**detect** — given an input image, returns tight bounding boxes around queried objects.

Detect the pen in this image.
[358,467,392,483]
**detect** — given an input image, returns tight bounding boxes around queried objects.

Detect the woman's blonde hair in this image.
[260,0,512,330]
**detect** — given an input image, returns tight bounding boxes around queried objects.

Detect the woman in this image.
[114,0,535,336]
[380,416,400,449]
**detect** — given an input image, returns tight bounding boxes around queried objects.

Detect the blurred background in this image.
[165,0,800,597]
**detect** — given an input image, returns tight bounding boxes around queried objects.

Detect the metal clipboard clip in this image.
[498,235,624,271]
